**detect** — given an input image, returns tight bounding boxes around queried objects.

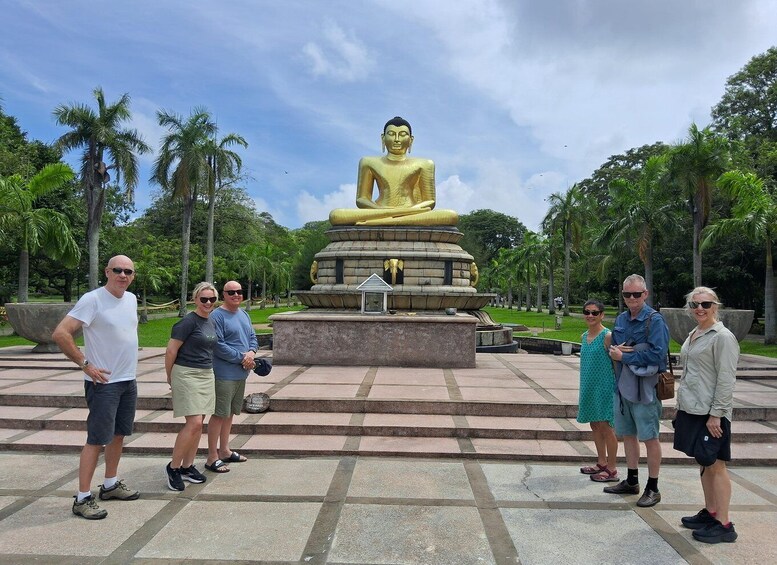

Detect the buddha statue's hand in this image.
[411,200,435,209]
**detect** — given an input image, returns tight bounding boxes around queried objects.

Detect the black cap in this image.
[253,358,272,377]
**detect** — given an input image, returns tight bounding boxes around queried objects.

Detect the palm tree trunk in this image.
[178,197,194,317]
[85,185,105,291]
[205,162,216,283]
[644,243,654,307]
[564,234,571,316]
[693,198,703,287]
[261,275,267,310]
[246,281,253,312]
[140,288,149,324]
[535,262,543,313]
[765,237,776,345]
[548,256,556,314]
[17,248,29,303]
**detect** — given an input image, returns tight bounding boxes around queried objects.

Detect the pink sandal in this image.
[590,467,619,482]
[580,463,606,475]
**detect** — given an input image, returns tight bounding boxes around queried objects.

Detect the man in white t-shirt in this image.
[53,255,140,520]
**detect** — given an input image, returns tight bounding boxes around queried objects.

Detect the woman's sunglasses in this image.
[688,301,719,310]
[199,296,217,304]
[583,309,602,316]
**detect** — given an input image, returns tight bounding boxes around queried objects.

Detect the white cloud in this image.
[302,20,374,82]
[296,183,356,224]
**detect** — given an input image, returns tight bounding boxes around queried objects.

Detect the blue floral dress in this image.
[577,328,615,425]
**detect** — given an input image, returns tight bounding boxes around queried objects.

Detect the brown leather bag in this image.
[656,354,675,400]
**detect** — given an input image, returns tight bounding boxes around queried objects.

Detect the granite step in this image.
[2,407,777,443]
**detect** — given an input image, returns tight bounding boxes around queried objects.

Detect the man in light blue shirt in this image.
[205,281,259,473]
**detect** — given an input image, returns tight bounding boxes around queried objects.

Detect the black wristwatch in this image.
[80,359,90,370]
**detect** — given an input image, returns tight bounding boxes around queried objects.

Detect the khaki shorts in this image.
[171,364,215,418]
[214,379,247,417]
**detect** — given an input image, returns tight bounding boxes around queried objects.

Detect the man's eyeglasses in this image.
[583,309,602,316]
[688,301,719,310]
[199,296,217,304]
[225,289,243,296]
[111,268,135,276]
[622,291,645,299]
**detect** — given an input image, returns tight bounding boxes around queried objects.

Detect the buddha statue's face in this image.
[382,125,413,155]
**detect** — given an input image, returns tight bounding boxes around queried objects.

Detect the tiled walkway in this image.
[1,347,776,563]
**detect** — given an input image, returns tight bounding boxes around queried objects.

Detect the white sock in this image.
[76,491,92,502]
[103,476,118,489]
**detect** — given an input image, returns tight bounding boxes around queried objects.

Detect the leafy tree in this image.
[577,142,670,205]
[543,184,587,315]
[667,124,730,287]
[53,87,151,289]
[598,156,676,303]
[712,46,777,144]
[152,107,217,316]
[0,163,80,301]
[704,170,776,344]
[458,209,526,267]
[291,220,331,291]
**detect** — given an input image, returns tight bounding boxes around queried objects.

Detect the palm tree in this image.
[598,155,676,303]
[0,163,80,302]
[667,124,729,286]
[704,170,776,344]
[152,107,217,316]
[53,87,151,289]
[235,243,266,312]
[543,184,586,315]
[204,132,248,282]
[132,239,175,323]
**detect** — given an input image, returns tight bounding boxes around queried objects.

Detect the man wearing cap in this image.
[205,280,259,473]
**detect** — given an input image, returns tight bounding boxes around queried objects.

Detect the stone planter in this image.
[4,302,79,353]
[661,307,754,344]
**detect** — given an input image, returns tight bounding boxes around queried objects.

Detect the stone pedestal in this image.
[296,226,493,310]
[661,307,755,344]
[271,310,477,368]
[4,303,78,353]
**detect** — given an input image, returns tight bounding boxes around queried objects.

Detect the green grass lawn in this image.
[2,304,774,358]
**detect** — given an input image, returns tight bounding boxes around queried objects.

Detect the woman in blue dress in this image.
[577,299,619,482]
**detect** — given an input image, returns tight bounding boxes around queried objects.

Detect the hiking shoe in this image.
[181,465,207,484]
[603,480,640,495]
[166,463,185,491]
[72,494,108,520]
[692,520,737,544]
[636,488,661,507]
[99,479,140,501]
[682,508,717,530]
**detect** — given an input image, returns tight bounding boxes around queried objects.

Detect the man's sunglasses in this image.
[583,309,602,316]
[688,301,719,310]
[111,268,135,276]
[199,296,217,304]
[622,291,645,299]
[225,289,243,296]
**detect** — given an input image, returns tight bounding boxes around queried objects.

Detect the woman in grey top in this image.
[164,282,219,491]
[673,287,739,544]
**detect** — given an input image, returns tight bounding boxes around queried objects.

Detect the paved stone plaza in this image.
[1,347,776,564]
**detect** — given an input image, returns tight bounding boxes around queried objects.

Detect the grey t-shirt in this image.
[171,312,217,369]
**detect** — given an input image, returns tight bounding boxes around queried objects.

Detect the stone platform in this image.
[271,310,477,367]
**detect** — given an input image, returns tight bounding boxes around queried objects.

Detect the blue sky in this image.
[2,0,776,231]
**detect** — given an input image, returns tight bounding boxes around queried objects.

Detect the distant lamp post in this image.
[358,273,392,314]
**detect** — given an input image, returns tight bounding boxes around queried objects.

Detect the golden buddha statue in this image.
[329,116,458,226]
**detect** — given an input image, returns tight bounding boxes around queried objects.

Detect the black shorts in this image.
[84,380,137,445]
[673,410,731,463]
